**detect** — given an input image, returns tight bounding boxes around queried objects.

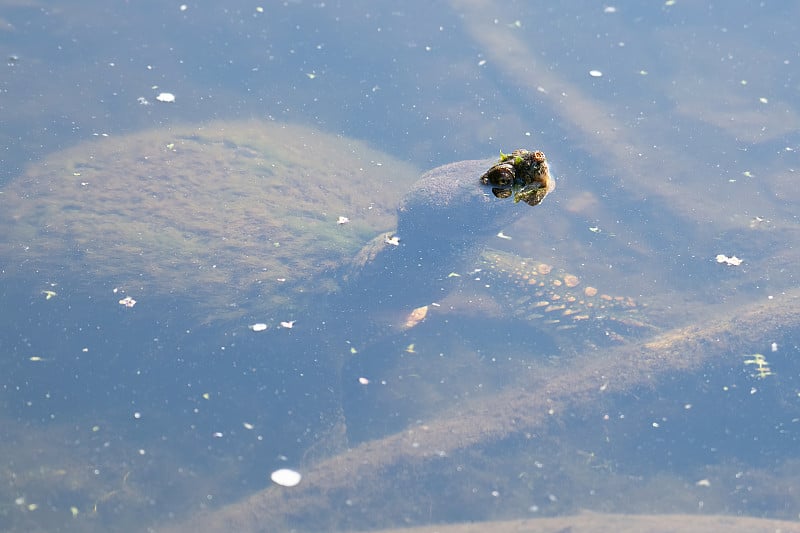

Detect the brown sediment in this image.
[343,512,800,533]
[163,288,800,533]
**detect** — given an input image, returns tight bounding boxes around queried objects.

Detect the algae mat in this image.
[0,121,419,321]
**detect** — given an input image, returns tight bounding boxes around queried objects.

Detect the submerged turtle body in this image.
[468,249,651,346]
[348,150,647,347]
[0,120,420,322]
[0,122,643,343]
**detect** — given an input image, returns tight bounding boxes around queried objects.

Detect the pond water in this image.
[1,2,799,532]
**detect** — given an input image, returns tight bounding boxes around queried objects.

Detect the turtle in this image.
[0,123,652,444]
[0,122,656,528]
[0,121,642,345]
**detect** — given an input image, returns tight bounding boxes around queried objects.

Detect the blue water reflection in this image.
[1,1,799,532]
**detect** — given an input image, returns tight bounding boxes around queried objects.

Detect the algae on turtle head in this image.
[480,149,556,206]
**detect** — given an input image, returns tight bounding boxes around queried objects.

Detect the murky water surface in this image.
[1,2,799,531]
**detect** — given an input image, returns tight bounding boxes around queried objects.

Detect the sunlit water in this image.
[1,2,799,532]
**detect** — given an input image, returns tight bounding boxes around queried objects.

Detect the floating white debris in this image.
[156,92,176,103]
[384,235,400,246]
[270,468,302,487]
[696,479,711,487]
[337,216,350,225]
[249,323,268,332]
[715,254,743,266]
[496,231,512,240]
[119,296,137,308]
[358,377,370,385]
[280,320,296,329]
[589,69,603,78]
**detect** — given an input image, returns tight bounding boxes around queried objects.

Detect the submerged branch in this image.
[164,288,800,532]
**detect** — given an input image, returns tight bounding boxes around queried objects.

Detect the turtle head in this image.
[397,156,551,246]
[347,154,553,309]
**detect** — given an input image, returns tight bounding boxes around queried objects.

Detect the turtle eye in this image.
[481,164,515,187]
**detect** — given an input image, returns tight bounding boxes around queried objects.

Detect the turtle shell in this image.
[0,120,419,322]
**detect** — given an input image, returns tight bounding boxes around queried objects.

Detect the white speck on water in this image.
[271,468,302,487]
[715,254,742,266]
